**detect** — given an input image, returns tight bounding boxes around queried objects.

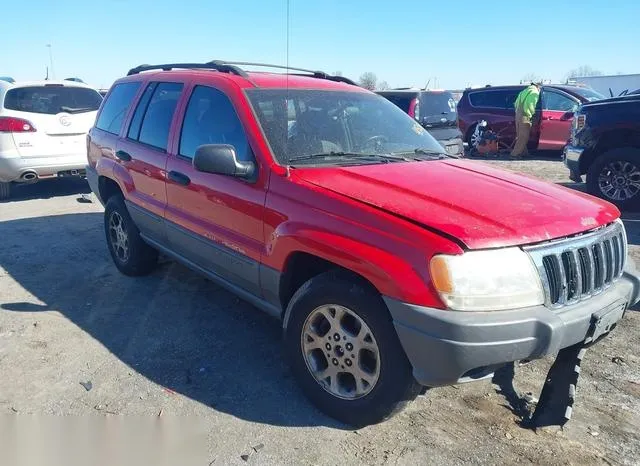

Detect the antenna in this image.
[45,65,49,80]
[46,44,55,79]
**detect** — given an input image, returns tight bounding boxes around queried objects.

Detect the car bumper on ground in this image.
[439,137,465,157]
[0,153,87,183]
[563,145,584,182]
[384,261,640,387]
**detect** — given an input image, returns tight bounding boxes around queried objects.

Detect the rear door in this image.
[3,83,102,158]
[538,89,579,150]
[116,81,185,243]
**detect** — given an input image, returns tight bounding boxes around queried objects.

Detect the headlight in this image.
[430,248,544,311]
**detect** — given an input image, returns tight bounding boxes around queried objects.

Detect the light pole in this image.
[46,44,55,79]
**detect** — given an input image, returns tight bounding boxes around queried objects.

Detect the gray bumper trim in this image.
[385,261,640,387]
[86,166,102,205]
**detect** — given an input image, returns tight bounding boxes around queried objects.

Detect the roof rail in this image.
[126,60,357,86]
[0,76,15,84]
[214,61,357,85]
[126,62,248,77]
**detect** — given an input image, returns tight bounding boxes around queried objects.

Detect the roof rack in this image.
[126,60,356,86]
[218,61,357,85]
[127,62,248,77]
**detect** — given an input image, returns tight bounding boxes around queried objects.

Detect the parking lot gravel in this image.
[1,156,639,465]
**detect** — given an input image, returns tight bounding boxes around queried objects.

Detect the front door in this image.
[538,89,578,150]
[164,83,267,296]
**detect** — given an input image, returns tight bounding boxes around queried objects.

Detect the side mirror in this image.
[193,144,255,179]
[560,111,574,121]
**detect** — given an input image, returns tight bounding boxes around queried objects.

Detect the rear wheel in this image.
[104,195,158,276]
[586,148,640,210]
[0,182,10,201]
[285,271,421,426]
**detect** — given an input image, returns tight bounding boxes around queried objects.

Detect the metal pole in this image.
[46,44,55,79]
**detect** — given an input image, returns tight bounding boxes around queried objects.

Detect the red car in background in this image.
[457,85,605,153]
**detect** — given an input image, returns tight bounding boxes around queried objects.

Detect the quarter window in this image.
[95,82,141,134]
[136,82,183,151]
[179,85,251,161]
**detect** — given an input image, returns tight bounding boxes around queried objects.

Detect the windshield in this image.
[421,92,457,115]
[571,87,606,102]
[246,89,446,165]
[4,85,102,114]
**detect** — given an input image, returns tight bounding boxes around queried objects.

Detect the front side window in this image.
[246,89,447,166]
[95,82,141,134]
[179,85,251,161]
[4,85,102,115]
[543,91,578,112]
[136,82,183,151]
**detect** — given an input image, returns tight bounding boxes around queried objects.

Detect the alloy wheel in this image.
[301,304,380,400]
[108,211,130,263]
[598,160,640,201]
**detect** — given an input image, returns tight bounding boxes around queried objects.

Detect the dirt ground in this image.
[1,156,639,465]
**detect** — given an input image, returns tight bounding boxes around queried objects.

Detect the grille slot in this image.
[526,222,626,308]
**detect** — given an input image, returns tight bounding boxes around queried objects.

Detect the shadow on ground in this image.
[0,212,340,428]
[1,178,91,203]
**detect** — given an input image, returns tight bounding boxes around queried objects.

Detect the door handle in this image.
[168,170,191,186]
[115,150,132,162]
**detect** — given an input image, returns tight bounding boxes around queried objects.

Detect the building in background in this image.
[569,74,640,97]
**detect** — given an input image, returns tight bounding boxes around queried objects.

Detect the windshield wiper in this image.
[288,151,412,164]
[60,106,95,114]
[393,148,449,159]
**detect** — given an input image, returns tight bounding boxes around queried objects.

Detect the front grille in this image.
[524,221,627,308]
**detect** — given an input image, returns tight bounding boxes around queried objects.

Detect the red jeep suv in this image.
[86,61,639,426]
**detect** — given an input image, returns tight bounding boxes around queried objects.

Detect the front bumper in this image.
[563,145,584,182]
[0,153,87,183]
[385,261,640,387]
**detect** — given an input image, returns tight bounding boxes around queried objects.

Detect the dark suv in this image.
[377,90,464,156]
[564,93,640,209]
[86,61,638,426]
[457,85,605,153]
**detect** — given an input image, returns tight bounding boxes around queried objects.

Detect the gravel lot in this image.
[1,156,639,465]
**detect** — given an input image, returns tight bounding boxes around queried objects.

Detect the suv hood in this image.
[292,160,619,249]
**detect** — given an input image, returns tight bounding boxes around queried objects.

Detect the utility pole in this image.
[46,44,55,79]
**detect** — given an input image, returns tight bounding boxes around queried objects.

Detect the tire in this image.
[0,182,10,201]
[586,147,640,211]
[285,271,421,427]
[104,195,158,276]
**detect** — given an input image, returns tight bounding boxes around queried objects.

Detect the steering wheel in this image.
[364,135,389,152]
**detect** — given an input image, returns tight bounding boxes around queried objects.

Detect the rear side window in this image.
[96,82,141,134]
[179,85,251,161]
[127,83,157,140]
[135,82,183,151]
[469,90,515,109]
[4,85,102,115]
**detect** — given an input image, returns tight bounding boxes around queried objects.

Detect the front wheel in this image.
[586,148,640,210]
[285,271,421,426]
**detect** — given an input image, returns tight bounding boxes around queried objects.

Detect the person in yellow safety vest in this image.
[511,83,541,157]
